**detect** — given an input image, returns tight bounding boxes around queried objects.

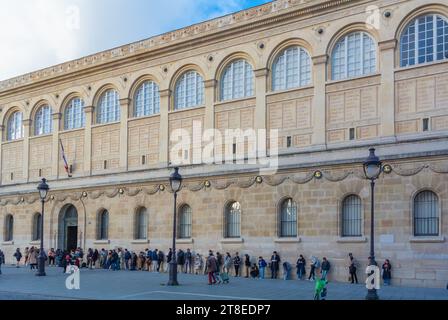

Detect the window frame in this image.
[220,59,255,101]
[64,97,85,130]
[96,89,120,124]
[134,80,160,117]
[97,210,109,240]
[278,198,298,238]
[272,46,312,91]
[134,207,148,240]
[7,111,24,141]
[4,214,14,242]
[224,201,241,239]
[413,190,440,237]
[178,204,192,239]
[341,195,363,237]
[34,105,53,136]
[174,70,204,110]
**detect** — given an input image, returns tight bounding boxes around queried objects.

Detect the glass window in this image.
[279,198,297,237]
[32,213,42,241]
[96,90,120,124]
[332,32,376,80]
[7,111,23,141]
[97,210,109,240]
[135,208,148,240]
[178,205,192,239]
[34,105,52,136]
[174,71,204,110]
[134,81,160,117]
[225,202,241,238]
[341,195,362,237]
[414,191,439,236]
[4,214,13,241]
[221,59,254,101]
[400,14,448,67]
[64,98,85,130]
[273,47,311,91]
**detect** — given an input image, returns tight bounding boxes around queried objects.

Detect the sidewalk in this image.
[0,266,446,300]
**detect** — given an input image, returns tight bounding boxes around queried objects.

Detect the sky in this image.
[0,0,271,81]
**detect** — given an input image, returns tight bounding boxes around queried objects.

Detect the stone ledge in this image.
[176,238,194,244]
[336,237,367,243]
[409,236,445,243]
[1,241,14,246]
[220,238,244,244]
[131,239,150,244]
[29,241,40,246]
[93,240,110,245]
[274,237,301,243]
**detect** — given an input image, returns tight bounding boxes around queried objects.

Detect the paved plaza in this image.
[0,266,446,300]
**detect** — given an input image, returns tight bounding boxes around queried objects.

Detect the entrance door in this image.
[66,226,78,251]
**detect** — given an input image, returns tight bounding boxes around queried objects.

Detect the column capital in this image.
[83,106,94,113]
[119,98,131,106]
[52,113,62,120]
[204,79,217,88]
[378,39,397,51]
[254,68,269,78]
[159,89,171,98]
[23,119,32,126]
[312,54,328,65]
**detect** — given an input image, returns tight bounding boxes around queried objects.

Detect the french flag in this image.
[59,139,72,178]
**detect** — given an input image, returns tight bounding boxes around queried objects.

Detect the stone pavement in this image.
[0,266,446,300]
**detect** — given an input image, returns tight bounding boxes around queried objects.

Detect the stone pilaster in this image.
[311,54,328,146]
[83,106,94,175]
[119,98,130,170]
[204,79,216,131]
[379,39,397,138]
[22,119,31,182]
[0,125,3,184]
[254,68,268,131]
[51,113,61,178]
[159,89,171,167]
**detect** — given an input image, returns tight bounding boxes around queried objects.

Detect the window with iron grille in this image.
[279,198,297,237]
[341,195,362,237]
[225,202,241,238]
[178,205,192,239]
[414,191,439,236]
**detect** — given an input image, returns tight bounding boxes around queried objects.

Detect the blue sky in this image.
[0,0,271,81]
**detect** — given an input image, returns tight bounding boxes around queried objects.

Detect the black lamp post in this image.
[363,148,382,300]
[36,178,49,277]
[167,167,182,286]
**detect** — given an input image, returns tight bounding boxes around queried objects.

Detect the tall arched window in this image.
[96,89,120,124]
[64,97,85,130]
[178,205,192,239]
[134,81,160,117]
[97,210,109,240]
[32,213,42,241]
[4,214,13,241]
[400,14,448,67]
[174,71,204,110]
[134,207,148,240]
[332,31,376,80]
[272,47,311,91]
[225,201,241,238]
[7,111,23,141]
[414,191,439,236]
[221,59,254,101]
[34,105,52,136]
[341,195,362,237]
[279,198,298,237]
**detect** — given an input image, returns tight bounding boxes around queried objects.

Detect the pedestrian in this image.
[206,252,218,285]
[244,254,251,278]
[48,248,56,266]
[233,252,241,277]
[0,249,5,274]
[124,249,131,270]
[216,252,223,273]
[157,250,164,272]
[185,248,192,273]
[321,257,331,280]
[296,254,306,280]
[13,248,22,268]
[347,253,358,284]
[24,247,29,266]
[194,253,203,275]
[131,252,137,271]
[223,252,232,274]
[382,259,392,286]
[151,249,159,272]
[270,251,281,279]
[86,248,93,269]
[100,249,107,268]
[250,263,259,279]
[282,261,292,280]
[177,249,185,273]
[92,249,99,269]
[308,256,319,281]
[258,256,267,279]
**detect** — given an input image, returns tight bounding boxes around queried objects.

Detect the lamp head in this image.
[363,148,382,180]
[169,167,182,193]
[37,178,49,200]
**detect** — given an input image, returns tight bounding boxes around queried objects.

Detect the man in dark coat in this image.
[270,251,281,279]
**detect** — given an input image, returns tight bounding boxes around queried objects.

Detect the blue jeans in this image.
[259,267,265,279]
[322,270,328,280]
[297,268,303,280]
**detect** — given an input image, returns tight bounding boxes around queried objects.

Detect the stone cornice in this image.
[0,0,358,96]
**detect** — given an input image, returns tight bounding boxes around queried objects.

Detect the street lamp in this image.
[36,178,49,277]
[363,148,382,300]
[168,167,182,286]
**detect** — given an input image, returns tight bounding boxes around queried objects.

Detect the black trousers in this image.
[309,266,316,279]
[234,265,239,276]
[350,271,358,283]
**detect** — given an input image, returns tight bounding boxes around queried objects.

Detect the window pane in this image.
[414,191,439,236]
[226,202,241,238]
[34,105,52,136]
[273,47,311,91]
[98,211,109,240]
[342,195,362,237]
[280,198,297,237]
[221,60,254,101]
[65,98,85,130]
[8,112,23,141]
[134,81,160,117]
[97,90,120,124]
[135,208,147,239]
[179,205,192,239]
[174,71,204,110]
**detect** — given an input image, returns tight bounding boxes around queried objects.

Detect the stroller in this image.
[314,278,328,300]
[220,271,230,284]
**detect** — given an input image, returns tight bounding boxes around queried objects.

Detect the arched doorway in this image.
[58,205,78,251]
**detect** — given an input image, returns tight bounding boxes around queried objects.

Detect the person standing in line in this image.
[13,248,22,268]
[28,247,38,270]
[321,257,331,280]
[270,251,281,279]
[308,256,319,281]
[24,247,29,266]
[157,250,164,272]
[382,259,392,286]
[206,252,218,285]
[0,249,5,274]
[48,248,56,267]
[216,252,223,273]
[185,248,192,274]
[233,252,241,277]
[244,254,251,278]
[194,253,203,275]
[296,254,306,280]
[258,256,267,279]
[152,249,158,272]
[223,252,232,274]
[347,253,358,284]
[86,248,93,269]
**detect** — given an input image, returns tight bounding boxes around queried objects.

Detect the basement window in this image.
[349,128,355,140]
[286,136,292,148]
[423,118,429,132]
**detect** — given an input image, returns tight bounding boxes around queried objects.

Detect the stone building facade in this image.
[0,0,447,288]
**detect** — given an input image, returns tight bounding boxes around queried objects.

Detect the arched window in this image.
[134,207,148,240]
[272,47,311,91]
[174,71,204,110]
[221,59,254,101]
[225,202,241,238]
[341,195,362,237]
[4,214,13,241]
[96,89,120,124]
[414,191,439,236]
[97,210,109,240]
[134,81,160,117]
[331,31,376,80]
[34,105,52,136]
[400,14,448,67]
[64,97,85,130]
[7,111,23,141]
[32,213,42,241]
[279,198,298,237]
[178,205,192,239]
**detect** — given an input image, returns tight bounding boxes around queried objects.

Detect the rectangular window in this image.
[10,172,13,181]
[349,128,355,140]
[69,165,73,174]
[103,160,107,170]
[423,118,429,131]
[286,136,292,148]
[38,169,42,177]
[142,155,146,165]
